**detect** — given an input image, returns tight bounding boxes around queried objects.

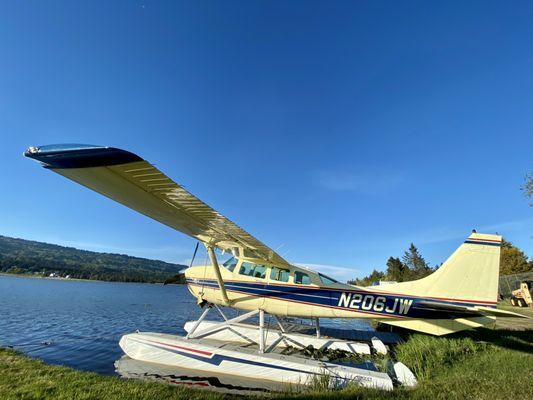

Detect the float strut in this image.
[185,306,211,339]
[275,316,287,333]
[259,309,265,353]
[315,317,321,338]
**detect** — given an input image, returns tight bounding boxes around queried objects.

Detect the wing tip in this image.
[24,144,143,169]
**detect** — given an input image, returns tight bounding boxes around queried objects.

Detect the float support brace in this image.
[185,306,211,339]
[315,317,321,338]
[206,245,230,305]
[188,309,259,339]
[259,309,265,353]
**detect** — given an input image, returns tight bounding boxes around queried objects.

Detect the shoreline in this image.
[1,327,532,400]
[0,272,185,285]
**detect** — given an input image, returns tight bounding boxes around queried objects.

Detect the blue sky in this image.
[0,1,531,281]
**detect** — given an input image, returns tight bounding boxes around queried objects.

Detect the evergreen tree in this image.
[348,269,385,286]
[402,243,432,280]
[523,173,533,206]
[385,257,405,282]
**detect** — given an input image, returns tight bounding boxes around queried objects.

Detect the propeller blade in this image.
[189,242,199,269]
[164,242,199,285]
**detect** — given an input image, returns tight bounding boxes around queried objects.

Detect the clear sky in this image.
[0,1,531,281]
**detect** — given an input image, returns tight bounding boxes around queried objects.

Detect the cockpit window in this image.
[239,262,267,279]
[319,273,338,285]
[222,256,238,272]
[294,271,311,285]
[270,267,290,282]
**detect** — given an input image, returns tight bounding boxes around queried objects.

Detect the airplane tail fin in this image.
[385,232,502,303]
[377,232,504,335]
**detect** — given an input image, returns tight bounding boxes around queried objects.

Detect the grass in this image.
[1,325,532,399]
[0,348,232,400]
[278,328,533,400]
[392,334,492,381]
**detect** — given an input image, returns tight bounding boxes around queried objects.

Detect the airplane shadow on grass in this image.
[460,328,533,354]
[379,322,533,354]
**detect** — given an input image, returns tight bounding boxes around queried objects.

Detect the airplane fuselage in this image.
[184,262,492,321]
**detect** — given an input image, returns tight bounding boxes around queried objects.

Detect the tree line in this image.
[0,235,186,283]
[349,238,532,286]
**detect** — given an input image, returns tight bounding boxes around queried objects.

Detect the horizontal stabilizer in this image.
[474,305,531,319]
[419,300,529,319]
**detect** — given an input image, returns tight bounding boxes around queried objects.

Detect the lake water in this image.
[0,275,371,392]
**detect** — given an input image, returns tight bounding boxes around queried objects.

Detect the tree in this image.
[348,269,385,286]
[500,239,531,275]
[402,243,432,280]
[523,173,533,206]
[385,257,406,282]
[348,244,434,285]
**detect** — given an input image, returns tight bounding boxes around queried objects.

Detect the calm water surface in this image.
[0,275,370,378]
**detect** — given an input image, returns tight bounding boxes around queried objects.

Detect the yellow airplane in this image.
[25,144,526,336]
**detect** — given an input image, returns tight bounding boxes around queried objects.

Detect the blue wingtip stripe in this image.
[24,144,142,169]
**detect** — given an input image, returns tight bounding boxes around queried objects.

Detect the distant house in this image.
[371,280,397,286]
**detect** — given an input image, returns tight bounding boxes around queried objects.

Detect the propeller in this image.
[163,242,199,285]
[188,241,200,269]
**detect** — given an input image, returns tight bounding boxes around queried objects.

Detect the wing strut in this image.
[206,246,230,305]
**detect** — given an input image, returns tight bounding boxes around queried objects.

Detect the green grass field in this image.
[1,305,532,400]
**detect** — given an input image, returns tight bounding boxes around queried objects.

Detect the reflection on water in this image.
[0,274,372,392]
[115,356,288,395]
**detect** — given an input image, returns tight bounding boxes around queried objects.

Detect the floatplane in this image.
[25,144,526,390]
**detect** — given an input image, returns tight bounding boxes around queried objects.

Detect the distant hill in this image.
[0,235,187,283]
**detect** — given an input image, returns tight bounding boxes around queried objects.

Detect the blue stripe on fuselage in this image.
[186,278,492,319]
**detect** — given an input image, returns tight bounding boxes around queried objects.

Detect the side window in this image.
[294,271,311,285]
[239,262,254,276]
[253,265,267,279]
[270,267,290,282]
[239,262,267,279]
[222,257,238,272]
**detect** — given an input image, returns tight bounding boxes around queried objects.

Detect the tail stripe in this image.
[464,239,500,247]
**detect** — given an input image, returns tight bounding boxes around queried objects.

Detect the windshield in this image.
[222,256,238,272]
[319,273,338,284]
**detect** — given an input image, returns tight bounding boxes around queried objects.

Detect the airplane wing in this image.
[24,144,289,266]
[418,300,529,318]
